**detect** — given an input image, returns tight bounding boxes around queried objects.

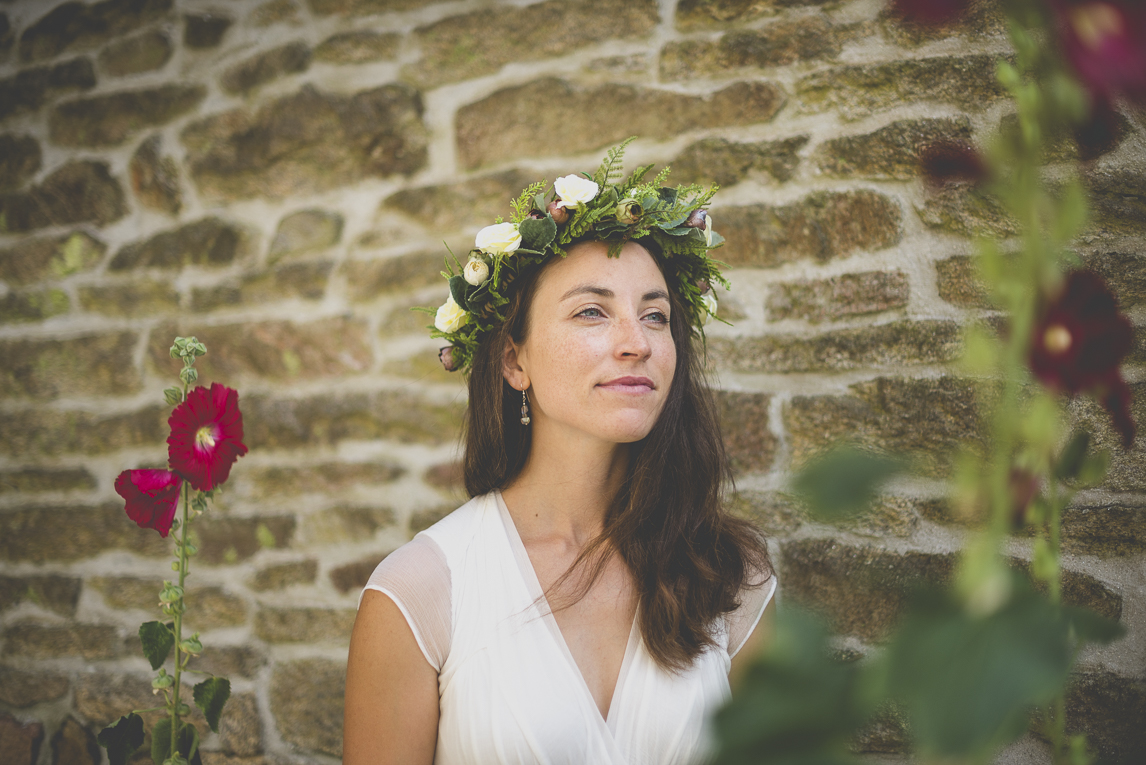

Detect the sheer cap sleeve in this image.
[726,568,777,659]
[360,534,451,671]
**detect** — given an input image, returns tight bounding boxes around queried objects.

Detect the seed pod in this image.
[547,200,569,225]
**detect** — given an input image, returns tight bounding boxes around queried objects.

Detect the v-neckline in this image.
[494,490,639,727]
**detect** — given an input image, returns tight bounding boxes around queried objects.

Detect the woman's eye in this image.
[576,307,603,318]
[644,311,669,324]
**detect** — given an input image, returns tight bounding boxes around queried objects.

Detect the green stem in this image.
[170,480,191,761]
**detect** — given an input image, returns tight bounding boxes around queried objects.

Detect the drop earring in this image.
[520,388,531,426]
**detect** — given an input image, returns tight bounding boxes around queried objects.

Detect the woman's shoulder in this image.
[415,491,497,550]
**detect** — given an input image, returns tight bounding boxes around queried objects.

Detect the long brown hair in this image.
[463,243,772,670]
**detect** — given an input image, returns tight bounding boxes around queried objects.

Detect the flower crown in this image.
[426,138,728,373]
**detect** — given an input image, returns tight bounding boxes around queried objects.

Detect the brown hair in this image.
[463,243,772,670]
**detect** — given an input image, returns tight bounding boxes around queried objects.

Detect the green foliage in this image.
[140,621,175,670]
[510,181,547,223]
[592,135,637,187]
[151,718,201,765]
[193,677,231,733]
[97,714,145,765]
[518,215,557,252]
[791,445,904,522]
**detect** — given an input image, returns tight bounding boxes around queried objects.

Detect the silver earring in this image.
[520,388,531,426]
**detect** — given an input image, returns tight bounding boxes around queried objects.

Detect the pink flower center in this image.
[195,424,219,453]
[1071,3,1125,51]
[1043,324,1074,355]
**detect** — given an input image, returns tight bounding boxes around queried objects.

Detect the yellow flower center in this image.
[1043,324,1073,355]
[1071,3,1124,51]
[195,425,218,451]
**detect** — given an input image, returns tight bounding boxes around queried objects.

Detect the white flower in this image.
[704,214,714,247]
[700,292,718,326]
[554,174,599,209]
[464,257,489,286]
[475,222,521,255]
[434,294,469,334]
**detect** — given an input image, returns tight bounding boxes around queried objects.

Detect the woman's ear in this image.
[502,339,529,391]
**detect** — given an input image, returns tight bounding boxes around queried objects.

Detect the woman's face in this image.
[506,240,677,447]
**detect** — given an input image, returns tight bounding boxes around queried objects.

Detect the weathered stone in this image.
[0,331,140,400]
[182,83,427,202]
[18,0,172,62]
[675,0,830,30]
[51,716,99,765]
[0,134,41,191]
[74,672,175,728]
[382,169,537,233]
[0,502,170,562]
[89,577,248,631]
[424,461,463,492]
[661,15,840,80]
[314,30,399,64]
[78,279,179,317]
[458,79,784,170]
[1059,505,1146,557]
[936,254,991,308]
[0,405,167,458]
[0,232,106,286]
[299,506,396,546]
[191,261,332,311]
[852,704,910,754]
[251,0,299,26]
[49,84,205,147]
[218,693,261,756]
[382,346,466,384]
[717,191,901,268]
[1087,170,1146,237]
[0,466,96,494]
[0,57,96,120]
[342,252,444,304]
[712,320,960,374]
[728,490,803,536]
[410,505,454,534]
[671,136,807,187]
[98,30,172,76]
[255,607,355,643]
[1059,569,1122,621]
[0,161,126,233]
[0,13,10,60]
[1062,671,1146,763]
[1084,252,1146,308]
[307,0,423,13]
[196,645,266,679]
[0,574,81,615]
[199,754,274,765]
[237,462,404,500]
[129,134,181,214]
[784,377,981,476]
[818,117,974,180]
[917,185,1019,238]
[0,667,69,707]
[110,217,244,270]
[1071,382,1146,491]
[797,55,1008,121]
[0,712,43,765]
[249,559,317,591]
[715,391,776,475]
[220,42,310,95]
[404,0,657,88]
[183,13,231,48]
[0,287,70,324]
[192,516,295,566]
[2,623,119,659]
[880,0,1004,45]
[270,659,344,756]
[768,271,909,322]
[375,296,438,340]
[329,554,385,594]
[269,209,343,262]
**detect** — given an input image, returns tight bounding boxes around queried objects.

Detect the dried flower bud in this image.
[527,210,546,219]
[547,200,569,225]
[685,209,708,228]
[696,279,710,295]
[616,198,643,225]
[464,256,490,286]
[439,346,459,372]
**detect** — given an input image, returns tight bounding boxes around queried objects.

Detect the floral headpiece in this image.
[426,138,728,374]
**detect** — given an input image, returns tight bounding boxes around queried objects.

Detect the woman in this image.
[343,143,775,765]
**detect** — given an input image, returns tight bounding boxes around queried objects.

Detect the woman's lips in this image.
[597,376,655,392]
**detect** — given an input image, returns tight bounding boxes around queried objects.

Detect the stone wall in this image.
[0,0,1143,763]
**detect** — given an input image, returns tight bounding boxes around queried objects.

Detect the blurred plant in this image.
[97,338,247,765]
[714,1,1138,764]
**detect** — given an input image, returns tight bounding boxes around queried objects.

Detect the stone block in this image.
[458,79,784,170]
[314,31,399,64]
[110,217,245,270]
[269,209,343,262]
[0,161,126,233]
[251,0,299,26]
[244,389,463,449]
[1058,568,1122,621]
[712,320,960,374]
[129,134,182,214]
[851,704,909,754]
[329,554,385,594]
[0,502,171,562]
[190,261,333,311]
[0,712,43,765]
[717,190,901,268]
[661,15,840,81]
[249,559,317,591]
[182,83,428,202]
[404,0,658,88]
[270,659,345,756]
[98,30,172,76]
[410,505,454,534]
[670,135,807,187]
[0,405,168,458]
[78,280,180,317]
[254,607,355,643]
[767,271,909,322]
[784,377,981,477]
[299,506,396,546]
[51,716,99,765]
[818,117,974,180]
[0,574,81,615]
[1069,382,1146,492]
[880,0,1005,45]
[18,0,172,62]
[236,462,404,500]
[343,252,444,304]
[192,516,295,566]
[1062,671,1146,763]
[797,55,1008,121]
[0,331,141,400]
[89,577,247,631]
[307,0,424,13]
[0,232,106,286]
[1085,252,1146,309]
[0,287,69,324]
[716,391,777,476]
[936,254,991,308]
[917,185,1019,238]
[0,466,96,494]
[0,58,96,121]
[0,666,69,707]
[1088,170,1146,238]
[382,169,538,234]
[727,490,803,537]
[2,623,120,659]
[220,41,310,95]
[1059,505,1146,556]
[675,0,830,30]
[196,645,266,679]
[218,693,261,756]
[183,13,231,49]
[424,461,463,492]
[0,134,41,191]
[49,85,205,148]
[0,13,9,60]
[74,672,160,728]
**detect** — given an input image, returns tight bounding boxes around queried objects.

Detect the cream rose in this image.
[554,174,599,209]
[434,295,469,333]
[464,257,489,286]
[475,222,521,255]
[700,292,718,326]
[704,214,715,247]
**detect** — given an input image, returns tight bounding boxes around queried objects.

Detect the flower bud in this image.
[180,637,203,655]
[546,200,569,225]
[696,279,710,295]
[615,198,642,225]
[685,209,708,228]
[439,346,459,372]
[464,257,490,286]
[153,673,174,690]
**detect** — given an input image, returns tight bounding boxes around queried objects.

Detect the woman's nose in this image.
[614,314,652,359]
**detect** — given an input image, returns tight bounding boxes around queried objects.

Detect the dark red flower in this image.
[167,383,248,491]
[920,140,988,186]
[1029,270,1136,448]
[1074,100,1125,160]
[1051,1,1146,106]
[115,469,182,537]
[889,0,972,26]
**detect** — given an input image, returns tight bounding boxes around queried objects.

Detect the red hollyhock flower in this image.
[889,0,972,26]
[919,140,988,187]
[115,469,182,537]
[1051,1,1146,106]
[167,383,248,491]
[1029,270,1136,448]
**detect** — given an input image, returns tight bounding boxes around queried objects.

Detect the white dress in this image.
[361,491,776,765]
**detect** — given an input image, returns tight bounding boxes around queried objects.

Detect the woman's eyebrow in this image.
[560,285,671,302]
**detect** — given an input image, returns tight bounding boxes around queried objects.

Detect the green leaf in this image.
[140,621,175,670]
[448,275,468,310]
[97,713,145,765]
[791,445,904,522]
[1073,449,1111,488]
[151,719,202,765]
[193,677,231,733]
[1064,606,1126,645]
